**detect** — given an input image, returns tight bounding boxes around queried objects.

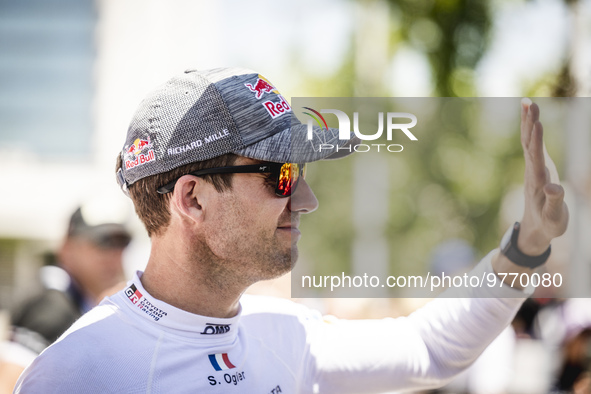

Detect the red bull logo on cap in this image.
[245,74,292,120]
[263,95,291,119]
[126,137,151,156]
[244,75,278,99]
[124,136,155,170]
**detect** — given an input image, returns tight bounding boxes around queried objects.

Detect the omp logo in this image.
[201,323,231,335]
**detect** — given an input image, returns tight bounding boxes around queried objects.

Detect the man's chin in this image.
[267,247,297,279]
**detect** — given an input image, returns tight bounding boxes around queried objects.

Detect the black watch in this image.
[500,222,551,268]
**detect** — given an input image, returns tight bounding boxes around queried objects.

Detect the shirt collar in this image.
[117,271,241,341]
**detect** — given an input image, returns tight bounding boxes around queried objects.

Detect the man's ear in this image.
[169,175,209,225]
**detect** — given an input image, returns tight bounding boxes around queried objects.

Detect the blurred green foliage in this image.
[389,0,491,97]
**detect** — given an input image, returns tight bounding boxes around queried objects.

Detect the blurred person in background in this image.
[14,69,568,393]
[556,327,591,393]
[0,202,131,392]
[535,298,591,393]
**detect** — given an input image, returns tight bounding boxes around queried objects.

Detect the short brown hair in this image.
[116,153,238,237]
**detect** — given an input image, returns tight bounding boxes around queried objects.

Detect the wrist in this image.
[517,223,552,256]
[500,222,551,268]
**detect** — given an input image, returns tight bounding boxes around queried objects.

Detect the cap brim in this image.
[233,121,359,163]
[72,224,131,246]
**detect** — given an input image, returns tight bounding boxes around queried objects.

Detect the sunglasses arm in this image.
[156,165,275,195]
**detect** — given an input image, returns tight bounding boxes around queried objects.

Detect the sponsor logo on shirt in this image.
[200,323,231,335]
[124,284,142,304]
[124,283,168,322]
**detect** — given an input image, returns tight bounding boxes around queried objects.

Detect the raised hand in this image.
[518,98,569,256]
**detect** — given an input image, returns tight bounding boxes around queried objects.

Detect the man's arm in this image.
[305,253,528,393]
[303,99,569,393]
[491,99,568,287]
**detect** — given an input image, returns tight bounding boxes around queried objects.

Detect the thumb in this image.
[543,183,566,221]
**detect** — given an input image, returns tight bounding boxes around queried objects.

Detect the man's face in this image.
[60,237,126,300]
[198,157,318,283]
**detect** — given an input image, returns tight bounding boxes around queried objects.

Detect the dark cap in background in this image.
[67,206,131,249]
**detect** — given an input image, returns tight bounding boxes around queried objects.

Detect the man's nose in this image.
[288,178,318,214]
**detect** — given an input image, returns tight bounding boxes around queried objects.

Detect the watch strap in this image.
[500,222,551,268]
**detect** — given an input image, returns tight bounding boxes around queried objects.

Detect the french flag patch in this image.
[208,353,236,371]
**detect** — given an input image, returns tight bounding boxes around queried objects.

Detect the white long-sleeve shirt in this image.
[14,251,529,393]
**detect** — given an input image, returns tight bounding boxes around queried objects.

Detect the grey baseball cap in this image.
[116,67,356,193]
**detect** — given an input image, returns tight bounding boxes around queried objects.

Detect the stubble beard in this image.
[195,232,295,293]
[199,204,296,290]
[228,227,295,283]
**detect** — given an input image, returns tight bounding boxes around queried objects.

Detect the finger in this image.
[529,102,540,123]
[521,100,539,150]
[521,98,531,148]
[521,98,532,147]
[544,183,564,200]
[543,183,566,222]
[543,143,560,185]
[526,103,540,147]
[523,102,540,150]
[527,120,547,186]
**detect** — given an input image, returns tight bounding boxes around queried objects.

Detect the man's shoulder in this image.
[14,297,156,392]
[56,297,125,338]
[241,294,317,315]
[240,294,323,330]
[33,298,133,361]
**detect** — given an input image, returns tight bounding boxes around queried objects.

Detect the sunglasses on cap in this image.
[156,162,307,197]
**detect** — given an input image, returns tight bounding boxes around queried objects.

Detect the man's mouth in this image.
[277,224,299,231]
[276,213,301,239]
[277,224,301,240]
